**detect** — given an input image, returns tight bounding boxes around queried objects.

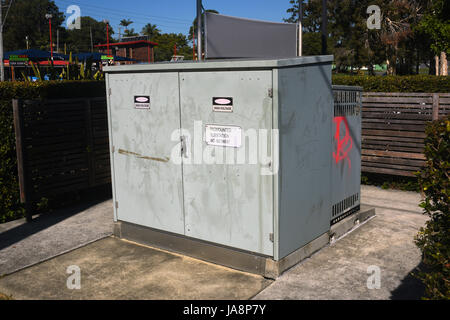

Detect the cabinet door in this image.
[179,70,274,256]
[108,72,185,234]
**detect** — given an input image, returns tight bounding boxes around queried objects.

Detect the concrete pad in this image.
[254,187,428,300]
[0,237,271,300]
[360,185,424,214]
[0,200,114,276]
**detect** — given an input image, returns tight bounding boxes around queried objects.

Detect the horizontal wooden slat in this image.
[362,122,426,131]
[363,92,434,97]
[362,165,417,177]
[362,149,425,160]
[362,129,426,139]
[363,96,432,103]
[361,155,425,167]
[362,161,421,172]
[362,112,432,120]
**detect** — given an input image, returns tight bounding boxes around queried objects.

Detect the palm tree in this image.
[142,23,161,40]
[120,19,133,31]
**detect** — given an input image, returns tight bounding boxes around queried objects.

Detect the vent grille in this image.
[331,193,360,225]
[333,89,362,116]
[331,205,360,226]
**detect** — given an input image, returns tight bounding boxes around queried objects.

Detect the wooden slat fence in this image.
[13,97,110,221]
[361,92,450,177]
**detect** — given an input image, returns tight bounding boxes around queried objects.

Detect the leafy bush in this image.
[0,81,105,223]
[415,116,450,300]
[332,75,450,92]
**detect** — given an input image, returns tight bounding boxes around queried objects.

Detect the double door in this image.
[108,70,274,255]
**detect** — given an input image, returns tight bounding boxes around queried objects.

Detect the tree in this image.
[62,16,114,53]
[285,0,439,75]
[123,28,138,37]
[119,19,133,30]
[3,0,64,51]
[416,0,450,75]
[153,33,192,62]
[142,23,161,40]
[120,19,135,38]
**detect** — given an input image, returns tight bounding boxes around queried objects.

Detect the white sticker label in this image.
[205,124,242,148]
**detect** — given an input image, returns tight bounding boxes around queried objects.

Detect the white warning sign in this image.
[205,124,242,148]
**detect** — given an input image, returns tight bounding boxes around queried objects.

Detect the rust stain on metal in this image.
[118,149,170,163]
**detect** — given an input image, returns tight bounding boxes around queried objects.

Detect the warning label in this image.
[134,96,150,109]
[212,97,233,113]
[205,124,242,148]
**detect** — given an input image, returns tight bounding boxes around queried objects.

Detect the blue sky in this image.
[53,0,293,38]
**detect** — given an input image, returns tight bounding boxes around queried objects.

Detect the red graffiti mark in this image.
[333,116,353,169]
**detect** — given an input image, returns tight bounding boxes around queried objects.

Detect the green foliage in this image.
[332,75,450,92]
[415,0,450,54]
[63,17,114,53]
[285,0,443,75]
[3,0,64,52]
[153,33,193,62]
[415,116,450,299]
[0,81,105,223]
[142,24,161,40]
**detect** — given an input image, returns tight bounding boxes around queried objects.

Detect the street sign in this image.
[9,55,29,66]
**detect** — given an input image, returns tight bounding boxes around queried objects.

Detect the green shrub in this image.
[415,116,450,300]
[0,80,105,223]
[332,75,450,92]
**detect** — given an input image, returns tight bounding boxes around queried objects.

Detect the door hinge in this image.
[111,146,115,153]
[269,233,274,243]
[108,88,112,96]
[115,201,119,209]
[268,88,273,98]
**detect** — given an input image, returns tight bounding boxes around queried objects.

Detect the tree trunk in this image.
[440,51,448,76]
[435,55,440,75]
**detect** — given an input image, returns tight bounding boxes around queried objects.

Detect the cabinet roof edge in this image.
[104,55,334,73]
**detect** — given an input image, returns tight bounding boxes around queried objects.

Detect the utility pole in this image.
[103,19,110,54]
[0,2,4,81]
[298,0,303,56]
[321,0,327,55]
[45,14,53,59]
[196,0,202,61]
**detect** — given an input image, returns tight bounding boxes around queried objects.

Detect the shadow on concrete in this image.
[0,187,111,251]
[390,262,426,300]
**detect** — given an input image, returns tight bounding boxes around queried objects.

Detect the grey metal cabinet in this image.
[105,56,351,265]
